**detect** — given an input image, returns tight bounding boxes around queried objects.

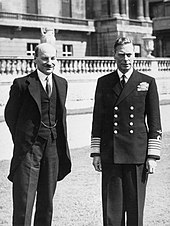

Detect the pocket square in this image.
[137,82,149,91]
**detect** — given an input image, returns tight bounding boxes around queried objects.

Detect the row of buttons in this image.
[114,106,135,111]
[114,114,134,119]
[114,129,134,134]
[114,122,134,126]
[113,105,135,134]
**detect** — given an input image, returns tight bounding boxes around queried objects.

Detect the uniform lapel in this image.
[27,71,41,114]
[116,70,141,105]
[112,71,122,97]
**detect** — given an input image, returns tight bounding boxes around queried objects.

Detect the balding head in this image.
[34,43,57,75]
[34,43,56,58]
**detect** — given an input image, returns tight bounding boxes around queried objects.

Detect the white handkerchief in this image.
[137,82,149,91]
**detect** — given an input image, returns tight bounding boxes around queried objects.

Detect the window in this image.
[27,43,38,56]
[62,44,73,56]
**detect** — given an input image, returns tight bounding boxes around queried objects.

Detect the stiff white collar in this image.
[37,69,53,90]
[117,68,133,81]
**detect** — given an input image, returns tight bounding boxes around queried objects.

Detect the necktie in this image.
[46,76,52,98]
[121,74,126,88]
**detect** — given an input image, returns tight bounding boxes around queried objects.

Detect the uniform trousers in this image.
[12,135,59,226]
[102,164,148,226]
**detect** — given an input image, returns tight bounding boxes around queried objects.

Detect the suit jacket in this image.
[91,70,162,164]
[5,70,71,182]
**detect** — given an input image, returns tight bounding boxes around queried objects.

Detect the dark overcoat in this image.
[91,70,162,164]
[5,70,71,182]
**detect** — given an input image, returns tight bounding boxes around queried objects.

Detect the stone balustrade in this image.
[0,56,170,76]
[0,57,170,107]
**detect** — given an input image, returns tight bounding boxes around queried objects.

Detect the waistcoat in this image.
[38,79,58,140]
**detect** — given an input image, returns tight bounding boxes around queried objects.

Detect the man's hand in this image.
[92,156,102,172]
[146,158,157,174]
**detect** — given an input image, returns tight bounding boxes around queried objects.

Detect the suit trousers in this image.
[102,164,148,226]
[12,135,59,226]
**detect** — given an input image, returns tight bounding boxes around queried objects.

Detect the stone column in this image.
[111,0,120,17]
[137,0,144,20]
[120,0,127,18]
[126,0,129,18]
[93,0,102,18]
[144,0,150,21]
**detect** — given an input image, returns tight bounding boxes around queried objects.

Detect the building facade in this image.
[0,0,95,57]
[149,0,170,57]
[0,0,169,57]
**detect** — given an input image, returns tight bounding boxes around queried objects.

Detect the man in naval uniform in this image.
[5,43,71,226]
[91,37,162,226]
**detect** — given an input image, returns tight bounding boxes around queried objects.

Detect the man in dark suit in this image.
[5,43,71,226]
[91,37,162,226]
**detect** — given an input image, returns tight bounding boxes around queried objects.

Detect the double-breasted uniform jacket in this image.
[91,69,162,164]
[5,70,71,182]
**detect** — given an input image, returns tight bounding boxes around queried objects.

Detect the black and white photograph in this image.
[0,0,170,225]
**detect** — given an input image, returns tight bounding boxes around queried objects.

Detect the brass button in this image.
[130,114,134,118]
[114,114,118,118]
[114,122,118,126]
[114,130,118,134]
[129,130,134,134]
[130,106,134,110]
[129,122,134,126]
[114,106,118,111]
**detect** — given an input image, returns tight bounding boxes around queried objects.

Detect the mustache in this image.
[44,63,55,67]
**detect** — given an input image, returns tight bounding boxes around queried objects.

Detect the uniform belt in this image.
[41,121,57,129]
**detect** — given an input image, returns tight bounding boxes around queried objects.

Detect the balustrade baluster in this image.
[65,60,70,75]
[72,60,76,74]
[77,60,81,74]
[101,60,104,73]
[26,60,32,74]
[93,60,97,75]
[70,60,74,74]
[158,61,162,71]
[60,60,64,74]
[16,60,22,75]
[107,61,111,72]
[73,60,78,74]
[88,60,90,74]
[88,60,92,74]
[105,61,109,73]
[96,60,100,73]
[0,60,7,76]
[6,60,11,75]
[111,60,115,71]
[81,60,85,74]
[31,60,36,72]
[11,60,17,76]
[21,60,27,75]
[143,61,145,71]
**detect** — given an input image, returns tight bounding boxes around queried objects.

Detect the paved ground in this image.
[0,103,170,160]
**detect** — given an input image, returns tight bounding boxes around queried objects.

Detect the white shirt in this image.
[117,68,133,83]
[37,69,53,91]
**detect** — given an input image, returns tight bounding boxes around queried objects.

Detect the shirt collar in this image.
[37,69,52,82]
[117,68,133,80]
